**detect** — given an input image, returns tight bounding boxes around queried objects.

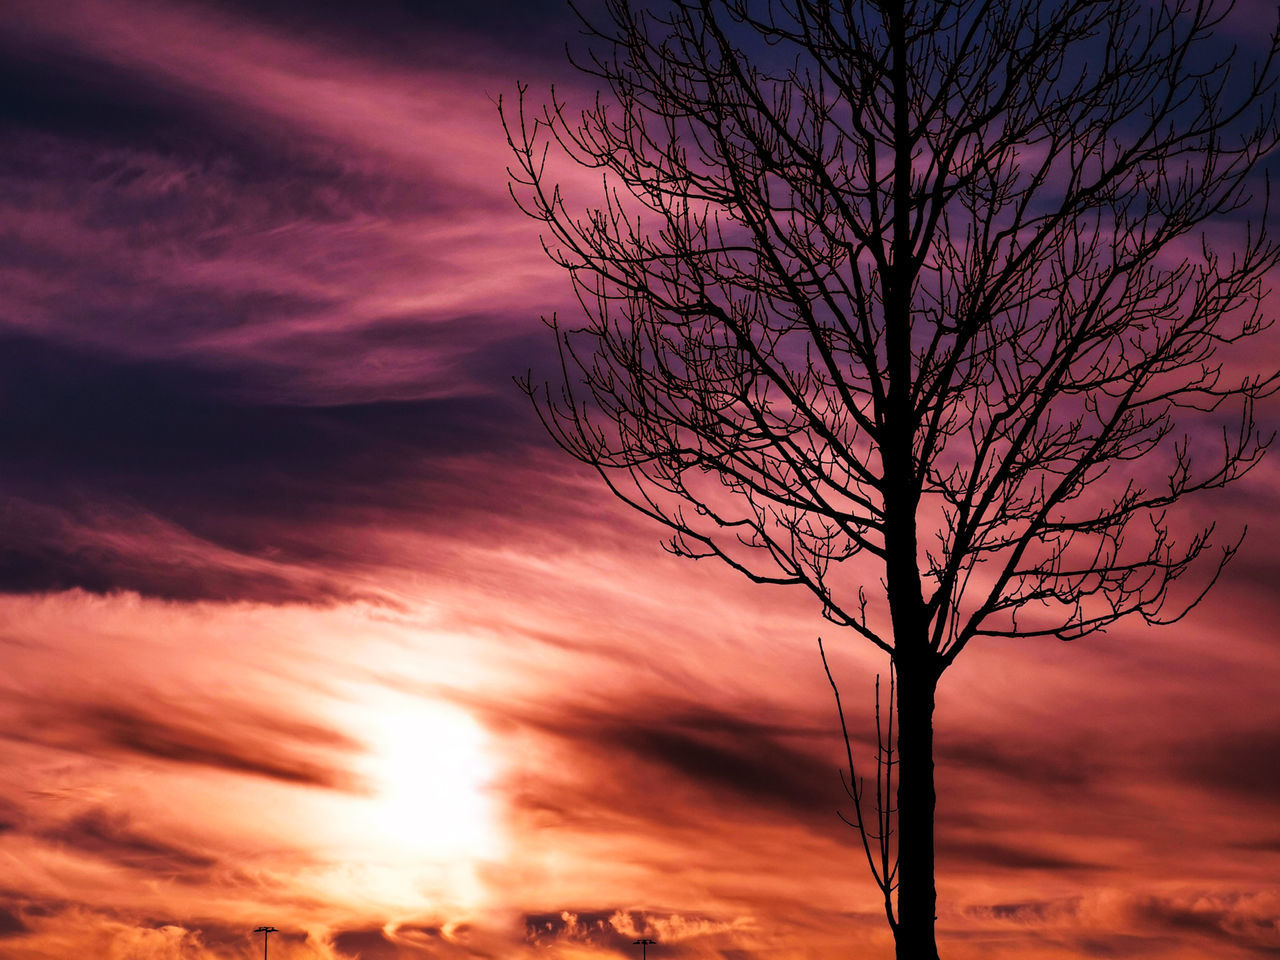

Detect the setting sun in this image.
[354,692,497,864]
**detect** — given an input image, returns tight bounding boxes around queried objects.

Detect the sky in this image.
[0,1,1278,958]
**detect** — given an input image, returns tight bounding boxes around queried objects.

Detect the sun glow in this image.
[354,693,498,864]
[303,683,503,901]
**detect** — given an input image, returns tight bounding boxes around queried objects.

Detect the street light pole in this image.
[634,937,657,960]
[253,926,278,960]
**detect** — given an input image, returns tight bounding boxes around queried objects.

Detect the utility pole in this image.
[253,926,278,960]
[634,937,657,960]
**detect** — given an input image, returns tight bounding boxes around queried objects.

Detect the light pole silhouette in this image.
[634,937,656,960]
[253,926,278,960]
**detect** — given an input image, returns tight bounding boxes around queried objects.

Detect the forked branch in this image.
[820,638,899,934]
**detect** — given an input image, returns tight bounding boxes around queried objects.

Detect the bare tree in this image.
[503,0,1280,956]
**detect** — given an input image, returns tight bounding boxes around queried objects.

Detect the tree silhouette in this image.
[504,1,1280,956]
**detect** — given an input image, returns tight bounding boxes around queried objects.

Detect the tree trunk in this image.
[894,651,939,960]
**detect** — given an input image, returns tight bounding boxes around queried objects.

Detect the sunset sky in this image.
[1,1,1279,958]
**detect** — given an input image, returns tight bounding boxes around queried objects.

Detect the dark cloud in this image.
[196,0,599,67]
[940,736,1094,789]
[1071,934,1177,958]
[0,0,571,609]
[0,21,474,219]
[0,333,548,601]
[504,697,847,829]
[0,127,455,238]
[8,698,363,791]
[0,334,518,485]
[0,41,395,226]
[524,910,629,950]
[0,796,21,835]
[83,704,361,788]
[0,34,216,146]
[0,906,26,938]
[603,711,838,819]
[1133,895,1280,956]
[1,894,72,920]
[940,839,1110,873]
[0,497,368,605]
[1177,727,1280,804]
[965,899,1078,923]
[1234,836,1280,853]
[42,808,218,876]
[523,909,747,957]
[332,927,400,958]
[965,892,1280,958]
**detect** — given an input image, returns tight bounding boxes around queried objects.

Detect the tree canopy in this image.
[505,1,1280,955]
